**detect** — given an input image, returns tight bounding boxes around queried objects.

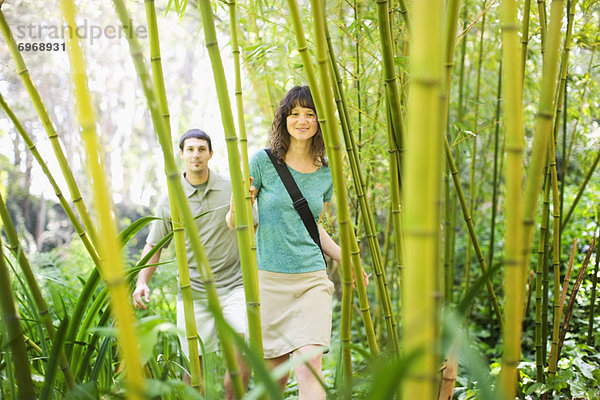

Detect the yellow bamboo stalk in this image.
[0,7,99,250]
[59,1,144,398]
[498,0,525,397]
[402,0,444,398]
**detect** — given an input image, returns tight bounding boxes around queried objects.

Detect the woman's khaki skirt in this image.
[259,269,334,359]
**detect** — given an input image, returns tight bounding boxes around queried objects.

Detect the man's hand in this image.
[132,283,151,310]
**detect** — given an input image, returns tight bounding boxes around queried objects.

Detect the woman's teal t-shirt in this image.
[249,150,333,274]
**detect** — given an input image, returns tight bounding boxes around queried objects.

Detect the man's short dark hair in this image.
[179,129,212,152]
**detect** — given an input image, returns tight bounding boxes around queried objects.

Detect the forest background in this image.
[1,0,600,399]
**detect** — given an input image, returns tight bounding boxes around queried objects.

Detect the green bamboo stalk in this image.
[440,0,461,305]
[534,169,551,382]
[0,93,100,269]
[486,59,502,285]
[551,0,578,235]
[560,149,600,230]
[542,210,551,363]
[247,2,276,116]
[286,1,383,372]
[520,0,532,83]
[498,0,526,397]
[521,0,564,266]
[537,0,547,47]
[60,1,145,398]
[562,20,599,176]
[375,0,406,354]
[385,100,405,337]
[466,3,486,297]
[546,133,563,388]
[397,0,410,31]
[0,192,75,387]
[113,0,241,394]
[226,0,263,361]
[196,1,266,397]
[402,0,444,397]
[112,0,246,396]
[0,106,101,365]
[144,0,202,388]
[443,140,504,325]
[587,227,600,345]
[352,1,363,148]
[375,0,406,165]
[145,0,171,134]
[302,0,358,390]
[547,239,576,382]
[325,20,380,356]
[557,239,595,361]
[0,7,99,250]
[443,174,453,302]
[0,237,36,400]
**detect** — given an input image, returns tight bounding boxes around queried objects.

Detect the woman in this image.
[238,85,364,399]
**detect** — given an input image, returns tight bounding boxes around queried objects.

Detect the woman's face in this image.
[286,105,318,143]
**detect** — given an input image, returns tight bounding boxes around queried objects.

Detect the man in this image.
[132,129,251,399]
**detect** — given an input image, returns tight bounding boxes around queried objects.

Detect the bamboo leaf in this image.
[118,216,160,247]
[41,317,69,400]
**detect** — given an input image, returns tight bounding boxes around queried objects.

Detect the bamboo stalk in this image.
[522,0,564,277]
[440,0,461,307]
[375,0,406,170]
[557,239,595,360]
[0,237,36,400]
[537,0,547,47]
[547,239,577,383]
[60,1,145,398]
[308,0,362,391]
[0,192,75,387]
[498,0,526,397]
[144,0,202,388]
[0,84,103,383]
[546,123,563,389]
[486,60,503,289]
[465,2,486,299]
[444,140,504,326]
[286,3,376,382]
[226,0,264,361]
[196,1,267,397]
[587,228,600,345]
[324,20,380,356]
[375,0,406,353]
[0,7,99,250]
[534,170,551,382]
[560,148,600,230]
[402,0,444,397]
[109,3,242,397]
[0,93,100,268]
[520,0,532,83]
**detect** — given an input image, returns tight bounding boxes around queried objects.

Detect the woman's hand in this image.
[226,177,256,230]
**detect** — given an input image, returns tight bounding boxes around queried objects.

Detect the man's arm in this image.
[132,243,162,310]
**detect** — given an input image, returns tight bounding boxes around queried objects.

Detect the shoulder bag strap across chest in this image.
[264,148,324,257]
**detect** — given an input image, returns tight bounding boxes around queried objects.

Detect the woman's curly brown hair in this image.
[269,86,327,167]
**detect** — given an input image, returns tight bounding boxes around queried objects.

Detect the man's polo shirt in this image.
[146,170,242,296]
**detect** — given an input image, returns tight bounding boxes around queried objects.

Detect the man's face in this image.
[180,138,213,175]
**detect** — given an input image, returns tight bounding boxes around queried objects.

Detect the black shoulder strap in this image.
[264,149,323,254]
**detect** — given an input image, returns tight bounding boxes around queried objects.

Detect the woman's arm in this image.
[226,178,258,230]
[318,223,342,264]
[319,203,369,286]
